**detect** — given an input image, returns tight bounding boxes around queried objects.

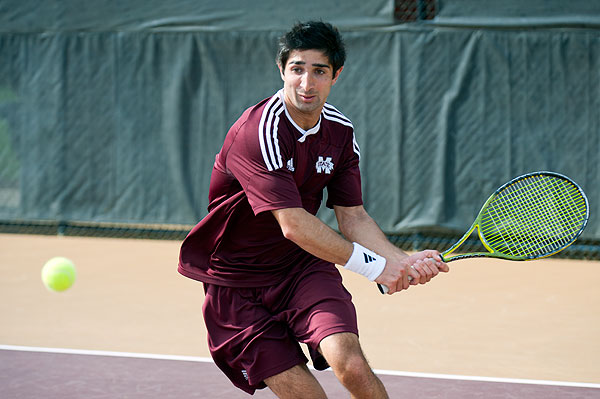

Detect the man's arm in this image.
[272,206,448,294]
[333,205,448,292]
[272,207,354,266]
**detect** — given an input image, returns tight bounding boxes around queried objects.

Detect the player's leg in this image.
[319,332,388,399]
[270,264,388,398]
[264,363,327,399]
[202,283,314,395]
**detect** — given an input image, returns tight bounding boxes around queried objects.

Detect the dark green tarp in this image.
[1,1,598,242]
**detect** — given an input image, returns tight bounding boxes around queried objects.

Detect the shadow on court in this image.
[2,349,597,399]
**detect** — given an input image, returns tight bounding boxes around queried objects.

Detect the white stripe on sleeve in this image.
[258,96,284,171]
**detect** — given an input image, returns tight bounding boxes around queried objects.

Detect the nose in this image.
[300,72,314,91]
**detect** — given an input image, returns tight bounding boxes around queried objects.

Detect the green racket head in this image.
[444,171,589,261]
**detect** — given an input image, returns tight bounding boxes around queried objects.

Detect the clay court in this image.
[1,233,599,398]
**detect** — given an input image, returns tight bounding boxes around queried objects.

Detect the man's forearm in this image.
[336,206,408,263]
[272,207,354,265]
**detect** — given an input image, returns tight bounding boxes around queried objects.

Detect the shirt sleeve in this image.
[225,120,303,215]
[325,131,363,209]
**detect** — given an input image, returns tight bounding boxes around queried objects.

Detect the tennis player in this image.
[179,21,448,398]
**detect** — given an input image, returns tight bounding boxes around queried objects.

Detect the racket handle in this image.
[377,283,389,294]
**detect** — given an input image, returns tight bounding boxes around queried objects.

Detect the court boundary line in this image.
[2,344,599,390]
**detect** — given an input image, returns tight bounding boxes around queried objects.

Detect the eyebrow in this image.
[289,60,331,69]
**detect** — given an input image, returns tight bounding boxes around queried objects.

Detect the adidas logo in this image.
[363,253,376,263]
[286,158,295,172]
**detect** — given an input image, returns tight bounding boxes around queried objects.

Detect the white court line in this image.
[2,344,599,390]
[0,344,214,363]
[370,368,600,389]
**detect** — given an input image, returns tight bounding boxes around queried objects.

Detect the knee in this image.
[330,351,373,385]
[320,334,386,396]
[344,351,369,369]
[320,333,374,381]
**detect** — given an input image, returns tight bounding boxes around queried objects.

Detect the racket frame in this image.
[441,170,589,263]
[378,171,589,294]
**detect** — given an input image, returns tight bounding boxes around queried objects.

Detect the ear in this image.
[331,66,344,86]
[278,63,285,81]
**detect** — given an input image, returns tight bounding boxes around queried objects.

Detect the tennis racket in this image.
[378,171,589,294]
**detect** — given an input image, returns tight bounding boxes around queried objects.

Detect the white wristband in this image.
[343,243,386,281]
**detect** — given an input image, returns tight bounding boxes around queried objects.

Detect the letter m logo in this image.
[316,156,334,174]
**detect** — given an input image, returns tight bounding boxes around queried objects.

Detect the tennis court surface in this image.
[2,234,599,398]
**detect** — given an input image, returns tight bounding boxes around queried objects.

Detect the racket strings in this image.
[479,174,587,258]
[502,179,583,239]
[486,177,585,256]
[488,178,585,255]
[484,190,571,256]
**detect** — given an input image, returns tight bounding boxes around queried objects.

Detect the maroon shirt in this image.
[178,90,363,287]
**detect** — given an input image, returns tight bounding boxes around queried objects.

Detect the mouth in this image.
[298,93,316,102]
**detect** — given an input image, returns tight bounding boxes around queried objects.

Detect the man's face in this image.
[279,49,343,120]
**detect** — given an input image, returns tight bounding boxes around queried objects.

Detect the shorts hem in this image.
[311,325,359,348]
[307,326,359,371]
[248,356,307,388]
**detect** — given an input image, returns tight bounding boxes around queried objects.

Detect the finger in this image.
[416,262,431,283]
[408,263,420,285]
[412,260,429,284]
[437,261,450,272]
[425,258,440,277]
[388,279,399,294]
[403,266,412,289]
[414,258,439,283]
[422,250,443,262]
[387,273,404,294]
[424,259,439,282]
[421,261,433,283]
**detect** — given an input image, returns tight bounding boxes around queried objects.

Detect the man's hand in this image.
[375,250,449,294]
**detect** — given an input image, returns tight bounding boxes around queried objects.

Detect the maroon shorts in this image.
[201,262,358,394]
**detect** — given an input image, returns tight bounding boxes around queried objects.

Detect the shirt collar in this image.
[278,89,321,143]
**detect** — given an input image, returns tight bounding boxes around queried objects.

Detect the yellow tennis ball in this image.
[41,257,76,292]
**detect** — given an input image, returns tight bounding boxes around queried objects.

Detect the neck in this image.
[281,93,322,131]
[285,106,321,131]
